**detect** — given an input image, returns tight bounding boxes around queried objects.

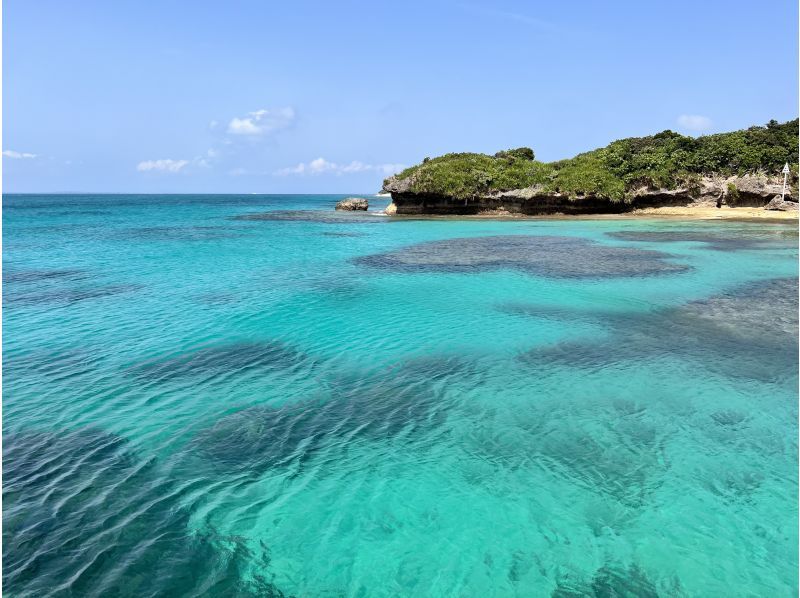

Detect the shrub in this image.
[726,182,740,205]
[494,147,535,161]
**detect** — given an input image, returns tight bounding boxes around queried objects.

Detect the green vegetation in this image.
[392,150,551,201]
[726,182,740,205]
[386,119,799,202]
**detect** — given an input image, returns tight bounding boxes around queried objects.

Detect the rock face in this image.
[765,195,799,211]
[335,197,369,211]
[382,174,794,216]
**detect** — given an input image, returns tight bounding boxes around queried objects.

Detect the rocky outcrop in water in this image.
[335,197,369,211]
[765,195,799,211]
[382,174,795,216]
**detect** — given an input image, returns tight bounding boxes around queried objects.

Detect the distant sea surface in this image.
[4,194,798,596]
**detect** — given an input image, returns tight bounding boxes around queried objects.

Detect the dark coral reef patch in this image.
[3,427,291,596]
[128,341,317,382]
[356,235,689,278]
[193,354,472,475]
[519,277,798,381]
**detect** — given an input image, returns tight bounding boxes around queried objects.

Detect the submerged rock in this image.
[4,283,142,307]
[193,354,469,474]
[551,563,680,597]
[606,230,783,251]
[3,269,87,284]
[335,197,369,211]
[356,235,690,278]
[519,277,799,382]
[3,428,291,597]
[127,341,316,382]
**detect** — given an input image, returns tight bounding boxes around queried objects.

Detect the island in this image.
[382,119,798,217]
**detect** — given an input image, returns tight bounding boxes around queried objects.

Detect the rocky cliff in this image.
[382,119,798,216]
[383,173,794,215]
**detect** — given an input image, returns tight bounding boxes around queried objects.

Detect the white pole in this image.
[782,172,788,201]
[782,163,790,201]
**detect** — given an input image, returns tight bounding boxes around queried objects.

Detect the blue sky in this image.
[4,0,798,193]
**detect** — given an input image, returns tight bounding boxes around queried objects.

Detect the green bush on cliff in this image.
[547,154,626,201]
[386,119,799,201]
[393,151,553,200]
[598,129,700,189]
[494,147,535,161]
[726,182,740,205]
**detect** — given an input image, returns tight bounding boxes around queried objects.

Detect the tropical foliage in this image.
[386,119,799,202]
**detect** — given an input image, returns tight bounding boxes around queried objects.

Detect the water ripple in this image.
[4,197,797,595]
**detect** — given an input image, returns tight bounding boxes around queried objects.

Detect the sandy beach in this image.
[383,204,799,222]
[631,205,799,221]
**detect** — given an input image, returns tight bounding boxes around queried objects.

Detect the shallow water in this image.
[3,194,798,597]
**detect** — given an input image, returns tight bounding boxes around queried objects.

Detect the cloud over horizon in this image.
[136,159,190,173]
[3,150,38,159]
[677,114,713,132]
[136,149,219,174]
[275,158,406,176]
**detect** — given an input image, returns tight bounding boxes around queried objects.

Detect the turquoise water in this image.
[3,194,798,597]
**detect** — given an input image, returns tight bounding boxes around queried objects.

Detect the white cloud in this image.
[137,149,220,173]
[276,163,306,175]
[136,159,190,173]
[227,107,295,136]
[275,158,406,177]
[677,114,713,132]
[339,160,369,173]
[194,149,219,168]
[3,150,37,159]
[308,157,336,174]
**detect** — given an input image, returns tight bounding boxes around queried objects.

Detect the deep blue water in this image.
[3,194,798,596]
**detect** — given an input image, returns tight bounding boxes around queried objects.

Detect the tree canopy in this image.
[386,119,799,202]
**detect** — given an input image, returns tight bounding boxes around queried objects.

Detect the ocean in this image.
[3,193,798,596]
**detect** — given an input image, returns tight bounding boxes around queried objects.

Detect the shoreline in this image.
[630,205,798,221]
[381,204,799,223]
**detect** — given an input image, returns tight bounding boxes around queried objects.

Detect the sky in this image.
[3,0,798,193]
